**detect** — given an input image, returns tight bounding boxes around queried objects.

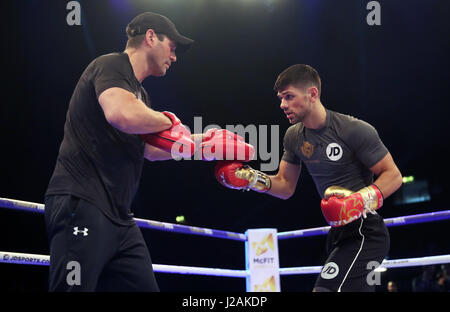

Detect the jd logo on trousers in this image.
[321,262,339,279]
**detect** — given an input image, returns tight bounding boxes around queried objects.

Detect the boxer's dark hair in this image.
[125,26,166,49]
[274,64,321,96]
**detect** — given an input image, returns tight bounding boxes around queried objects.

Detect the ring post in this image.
[245,229,281,292]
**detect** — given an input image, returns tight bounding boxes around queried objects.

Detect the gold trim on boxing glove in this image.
[323,186,354,199]
[357,185,383,211]
[235,166,272,193]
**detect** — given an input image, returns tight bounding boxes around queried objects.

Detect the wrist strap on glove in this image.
[357,184,384,212]
[236,166,272,193]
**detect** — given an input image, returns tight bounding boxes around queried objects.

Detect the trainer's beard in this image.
[147,54,167,77]
[153,64,167,77]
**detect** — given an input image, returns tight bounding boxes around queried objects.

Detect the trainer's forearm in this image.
[100,87,172,134]
[145,135,203,161]
[191,133,205,144]
[113,100,172,134]
[144,144,174,161]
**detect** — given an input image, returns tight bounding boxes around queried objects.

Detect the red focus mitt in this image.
[320,185,383,227]
[140,111,196,159]
[199,129,255,161]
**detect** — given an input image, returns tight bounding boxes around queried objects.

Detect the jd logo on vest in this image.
[326,143,343,161]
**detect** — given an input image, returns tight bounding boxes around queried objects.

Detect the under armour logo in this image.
[73,227,88,236]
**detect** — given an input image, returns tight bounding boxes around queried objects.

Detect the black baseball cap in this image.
[126,12,194,53]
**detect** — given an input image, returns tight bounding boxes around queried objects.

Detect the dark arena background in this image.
[2,0,449,294]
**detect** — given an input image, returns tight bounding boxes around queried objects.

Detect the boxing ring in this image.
[1,197,450,291]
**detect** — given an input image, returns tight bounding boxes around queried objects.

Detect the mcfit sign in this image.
[245,229,280,292]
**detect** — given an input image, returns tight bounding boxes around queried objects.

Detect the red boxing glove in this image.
[199,129,255,161]
[320,185,383,227]
[214,161,271,192]
[215,161,248,190]
[140,111,196,159]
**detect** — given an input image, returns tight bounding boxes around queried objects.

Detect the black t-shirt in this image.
[282,109,389,198]
[46,52,150,225]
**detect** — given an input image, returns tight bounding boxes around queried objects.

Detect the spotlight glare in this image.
[375,267,387,273]
[402,176,415,183]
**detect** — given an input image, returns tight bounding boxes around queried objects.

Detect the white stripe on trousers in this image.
[337,218,365,292]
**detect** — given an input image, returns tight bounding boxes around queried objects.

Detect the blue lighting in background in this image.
[394,179,431,205]
[110,0,133,13]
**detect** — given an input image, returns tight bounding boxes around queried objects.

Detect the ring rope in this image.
[0,251,247,277]
[1,251,449,277]
[2,197,449,242]
[277,210,450,240]
[0,197,246,242]
[2,196,449,282]
[279,254,450,275]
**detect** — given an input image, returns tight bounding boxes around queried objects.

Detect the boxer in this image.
[215,64,403,292]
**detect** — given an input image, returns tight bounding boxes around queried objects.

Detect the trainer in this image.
[45,12,194,291]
